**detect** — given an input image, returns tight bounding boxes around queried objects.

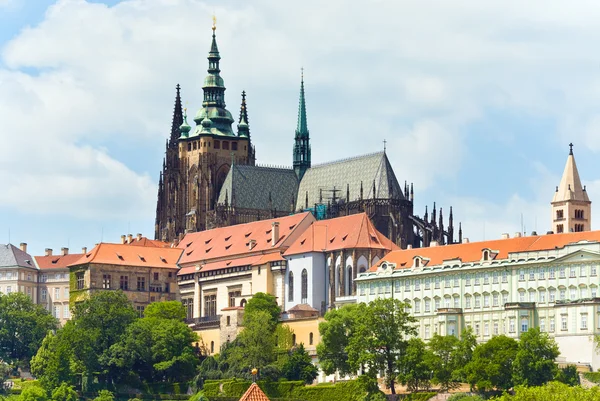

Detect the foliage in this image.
[555,365,580,386]
[107,312,199,383]
[280,344,318,384]
[17,383,47,401]
[401,394,438,401]
[512,327,560,387]
[584,372,600,384]
[464,335,518,392]
[317,304,360,376]
[0,364,9,395]
[30,332,73,392]
[243,293,281,328]
[188,392,208,401]
[426,334,461,391]
[397,337,431,392]
[493,381,600,401]
[454,327,477,382]
[0,292,58,367]
[92,390,113,401]
[49,383,77,401]
[143,301,187,321]
[232,310,277,372]
[447,394,484,401]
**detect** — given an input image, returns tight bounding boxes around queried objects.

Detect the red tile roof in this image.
[68,243,182,269]
[177,212,315,266]
[35,254,84,270]
[284,213,399,256]
[239,383,270,401]
[125,237,171,248]
[178,255,263,275]
[373,230,600,271]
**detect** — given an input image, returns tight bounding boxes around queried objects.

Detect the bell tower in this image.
[551,143,591,233]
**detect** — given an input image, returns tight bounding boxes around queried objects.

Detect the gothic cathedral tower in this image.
[551,143,591,233]
[155,22,255,242]
[293,73,311,180]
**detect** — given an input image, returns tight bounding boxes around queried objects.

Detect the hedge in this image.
[399,393,437,401]
[583,372,600,384]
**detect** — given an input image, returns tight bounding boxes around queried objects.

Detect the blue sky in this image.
[1,0,600,256]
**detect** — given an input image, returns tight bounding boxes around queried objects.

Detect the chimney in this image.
[546,231,554,235]
[127,234,133,244]
[19,243,27,253]
[430,241,439,247]
[407,244,413,250]
[45,248,53,256]
[248,239,256,250]
[514,232,522,238]
[271,222,280,246]
[463,238,470,244]
[121,235,126,244]
[137,233,142,241]
[82,247,87,254]
[61,247,69,256]
[531,231,538,236]
[501,233,509,239]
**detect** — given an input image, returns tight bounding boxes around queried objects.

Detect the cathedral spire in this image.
[169,84,183,146]
[238,91,250,138]
[293,69,311,180]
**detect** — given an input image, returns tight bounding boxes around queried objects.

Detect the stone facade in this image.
[0,243,38,302]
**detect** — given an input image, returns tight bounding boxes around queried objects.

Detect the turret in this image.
[293,69,311,180]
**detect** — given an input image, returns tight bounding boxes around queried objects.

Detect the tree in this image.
[144,301,186,321]
[280,344,318,384]
[92,390,113,401]
[0,363,9,395]
[0,292,58,367]
[30,331,73,392]
[18,384,48,401]
[556,365,580,387]
[317,303,362,376]
[244,293,280,328]
[453,327,477,382]
[236,310,277,370]
[50,383,78,401]
[426,334,461,391]
[464,335,518,392]
[397,337,431,392]
[513,327,559,387]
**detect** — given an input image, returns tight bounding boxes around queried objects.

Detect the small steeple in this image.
[293,68,311,180]
[410,183,414,202]
[238,91,250,138]
[424,205,428,222]
[179,107,191,138]
[552,143,589,203]
[169,84,184,145]
[459,222,463,243]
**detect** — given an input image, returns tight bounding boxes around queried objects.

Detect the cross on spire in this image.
[569,142,574,155]
[383,139,387,152]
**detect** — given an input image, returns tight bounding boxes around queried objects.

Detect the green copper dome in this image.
[179,109,191,138]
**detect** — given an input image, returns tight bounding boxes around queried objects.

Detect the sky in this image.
[2,0,600,256]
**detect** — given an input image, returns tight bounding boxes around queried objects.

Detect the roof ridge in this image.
[309,151,384,169]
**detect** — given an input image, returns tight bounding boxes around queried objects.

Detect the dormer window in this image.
[414,258,421,268]
[483,250,489,261]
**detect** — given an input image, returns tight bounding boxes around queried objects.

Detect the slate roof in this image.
[0,244,37,269]
[372,230,600,271]
[217,164,298,212]
[296,151,404,209]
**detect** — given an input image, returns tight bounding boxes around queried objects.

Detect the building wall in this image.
[195,327,221,355]
[0,267,38,302]
[356,244,600,370]
[285,252,326,312]
[39,268,70,324]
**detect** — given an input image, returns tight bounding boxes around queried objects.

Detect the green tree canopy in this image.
[143,301,186,321]
[50,383,78,401]
[30,331,74,392]
[18,383,48,401]
[244,293,280,328]
[397,337,432,392]
[464,335,518,392]
[513,327,560,387]
[426,334,461,391]
[237,310,277,371]
[280,344,318,384]
[317,303,361,376]
[0,292,58,367]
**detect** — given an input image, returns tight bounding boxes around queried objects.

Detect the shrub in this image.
[447,394,485,401]
[93,390,114,401]
[584,371,600,384]
[18,385,47,401]
[50,384,77,401]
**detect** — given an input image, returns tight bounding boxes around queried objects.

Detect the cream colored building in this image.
[0,243,38,302]
[552,144,591,234]
[34,247,86,324]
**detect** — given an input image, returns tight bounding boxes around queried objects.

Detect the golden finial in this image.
[212,15,217,31]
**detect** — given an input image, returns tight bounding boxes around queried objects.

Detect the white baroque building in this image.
[357,231,600,370]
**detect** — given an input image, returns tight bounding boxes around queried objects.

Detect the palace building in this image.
[155,22,460,250]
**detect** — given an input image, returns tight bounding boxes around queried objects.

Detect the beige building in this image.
[552,143,591,234]
[34,247,86,324]
[68,243,182,316]
[0,243,38,301]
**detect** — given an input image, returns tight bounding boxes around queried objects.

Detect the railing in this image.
[186,314,221,329]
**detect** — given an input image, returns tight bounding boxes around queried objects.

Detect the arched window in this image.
[288,272,294,302]
[338,266,344,296]
[240,299,247,308]
[309,332,314,345]
[301,269,308,304]
[347,266,353,295]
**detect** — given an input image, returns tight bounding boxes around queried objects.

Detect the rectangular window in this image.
[503,292,508,305]
[570,267,577,278]
[529,269,535,281]
[582,287,588,298]
[435,277,440,289]
[63,305,70,319]
[102,274,111,289]
[41,289,47,301]
[502,270,508,283]
[484,322,489,336]
[521,318,529,332]
[539,290,546,303]
[529,291,535,302]
[550,317,555,332]
[405,279,410,291]
[153,272,159,281]
[424,299,431,313]
[484,273,489,285]
[414,300,421,313]
[444,277,450,288]
[474,274,480,285]
[231,142,238,151]
[204,294,217,317]
[41,274,47,282]
[493,272,499,284]
[509,318,516,333]
[136,305,145,318]
[54,305,60,318]
[359,284,365,296]
[229,290,242,307]
[465,297,471,308]
[415,279,420,291]
[550,268,556,279]
[592,287,598,298]
[369,284,375,295]
[64,287,69,298]
[222,141,229,150]
[76,273,84,290]
[539,269,545,279]
[493,293,499,307]
[560,289,566,301]
[54,288,60,300]
[493,321,499,335]
[581,266,587,277]
[385,281,391,294]
[395,280,401,292]
[549,289,556,302]
[570,288,576,300]
[214,140,220,149]
[561,315,568,331]
[120,275,129,291]
[454,297,460,308]
[475,323,480,336]
[424,325,430,339]
[592,266,598,276]
[137,277,145,291]
[519,270,525,281]
[484,294,490,307]
[445,297,451,308]
[581,314,588,330]
[6,286,11,293]
[519,292,525,302]
[453,276,459,287]
[435,298,440,310]
[560,268,566,279]
[540,318,546,332]
[475,295,481,308]
[466,275,471,286]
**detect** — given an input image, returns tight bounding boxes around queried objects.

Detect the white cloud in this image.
[2,0,600,240]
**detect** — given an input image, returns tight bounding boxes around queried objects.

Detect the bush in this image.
[93,390,114,401]
[584,371,600,384]
[188,392,208,401]
[18,385,47,401]
[50,384,77,401]
[556,365,580,386]
[447,394,484,401]
[400,394,437,401]
[494,381,600,400]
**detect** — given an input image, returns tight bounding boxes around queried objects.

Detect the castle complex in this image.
[154,22,459,250]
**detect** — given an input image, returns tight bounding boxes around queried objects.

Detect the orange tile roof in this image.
[35,254,84,269]
[373,230,600,271]
[178,254,263,275]
[125,237,171,248]
[284,213,399,256]
[68,243,182,269]
[177,212,314,266]
[239,383,270,401]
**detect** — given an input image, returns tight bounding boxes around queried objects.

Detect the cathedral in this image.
[155,22,460,249]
